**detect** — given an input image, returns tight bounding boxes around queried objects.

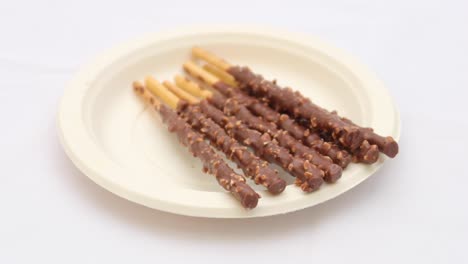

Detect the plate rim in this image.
[57,25,401,218]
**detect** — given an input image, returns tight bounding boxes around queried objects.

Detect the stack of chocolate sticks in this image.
[132,47,399,209]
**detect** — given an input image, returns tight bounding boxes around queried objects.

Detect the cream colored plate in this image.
[58,26,400,218]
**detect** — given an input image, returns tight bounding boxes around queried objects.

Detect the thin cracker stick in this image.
[163,80,199,104]
[192,47,231,71]
[175,76,211,99]
[174,75,211,98]
[183,61,219,86]
[203,64,237,87]
[133,81,161,109]
[145,76,179,109]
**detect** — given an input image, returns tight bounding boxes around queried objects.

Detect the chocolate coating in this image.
[228,66,398,159]
[218,94,342,182]
[177,101,286,194]
[199,100,324,192]
[212,82,352,168]
[159,104,259,208]
[227,66,365,151]
[340,117,398,158]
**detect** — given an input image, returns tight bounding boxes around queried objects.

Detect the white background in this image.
[1,0,467,263]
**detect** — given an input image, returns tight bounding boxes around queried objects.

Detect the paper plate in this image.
[58,26,400,218]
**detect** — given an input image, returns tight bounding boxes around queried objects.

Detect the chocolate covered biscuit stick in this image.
[133,81,259,208]
[156,80,287,194]
[198,100,324,192]
[191,47,398,158]
[180,66,345,181]
[153,79,323,191]
[183,61,359,166]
